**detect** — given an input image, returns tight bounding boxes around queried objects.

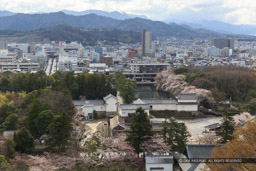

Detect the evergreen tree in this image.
[46,113,72,151]
[0,103,16,124]
[125,108,153,155]
[161,117,190,153]
[216,113,235,144]
[35,110,54,137]
[26,101,50,137]
[4,139,15,159]
[14,127,35,154]
[2,113,18,130]
[111,72,137,104]
[119,79,137,104]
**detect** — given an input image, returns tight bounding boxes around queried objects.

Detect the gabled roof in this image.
[133,98,145,104]
[186,144,215,171]
[103,94,117,101]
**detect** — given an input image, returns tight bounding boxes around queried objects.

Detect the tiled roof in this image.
[186,144,215,171]
[73,100,86,106]
[120,104,150,110]
[103,94,117,101]
[142,99,177,104]
[84,100,105,105]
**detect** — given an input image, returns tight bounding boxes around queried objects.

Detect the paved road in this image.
[177,116,222,136]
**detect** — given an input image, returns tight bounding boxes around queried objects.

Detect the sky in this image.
[1,0,256,25]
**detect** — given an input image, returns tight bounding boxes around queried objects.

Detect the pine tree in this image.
[46,113,72,152]
[35,110,54,137]
[125,107,153,155]
[4,139,15,159]
[26,100,50,137]
[14,127,35,154]
[161,117,190,153]
[216,113,235,143]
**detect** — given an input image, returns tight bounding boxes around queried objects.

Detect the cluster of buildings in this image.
[0,45,40,72]
[74,93,198,120]
[1,29,256,77]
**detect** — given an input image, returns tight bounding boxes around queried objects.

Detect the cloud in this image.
[0,0,256,24]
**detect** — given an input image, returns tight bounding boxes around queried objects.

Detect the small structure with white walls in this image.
[76,94,117,120]
[119,104,150,117]
[145,155,174,171]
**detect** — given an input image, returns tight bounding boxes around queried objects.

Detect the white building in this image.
[0,62,40,72]
[119,104,150,117]
[132,93,198,113]
[205,46,220,57]
[176,94,198,111]
[145,155,173,171]
[58,54,78,71]
[133,99,177,111]
[76,94,117,120]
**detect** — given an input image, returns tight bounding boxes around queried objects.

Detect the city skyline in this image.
[1,0,256,25]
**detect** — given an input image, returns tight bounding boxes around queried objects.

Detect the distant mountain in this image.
[0,12,255,40]
[114,18,224,38]
[181,20,256,35]
[62,9,148,20]
[0,25,141,44]
[0,12,120,30]
[0,10,15,17]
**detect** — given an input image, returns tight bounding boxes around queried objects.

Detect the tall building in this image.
[142,29,152,57]
[210,38,234,50]
[100,56,113,67]
[0,40,7,50]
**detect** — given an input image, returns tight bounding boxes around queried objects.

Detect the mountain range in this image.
[0,10,255,43]
[181,20,256,36]
[0,10,256,35]
[0,10,15,17]
[0,9,147,20]
[1,10,256,36]
[61,10,148,20]
[0,25,142,44]
[0,12,229,39]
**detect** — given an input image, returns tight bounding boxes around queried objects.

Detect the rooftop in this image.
[145,155,174,164]
[73,100,86,106]
[120,104,150,110]
[142,99,177,104]
[84,100,105,105]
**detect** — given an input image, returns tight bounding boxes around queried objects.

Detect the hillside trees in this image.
[186,66,256,102]
[0,71,116,100]
[46,113,72,151]
[26,101,50,137]
[14,127,35,154]
[4,139,15,159]
[207,119,256,171]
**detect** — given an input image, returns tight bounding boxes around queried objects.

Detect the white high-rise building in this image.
[142,29,152,57]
